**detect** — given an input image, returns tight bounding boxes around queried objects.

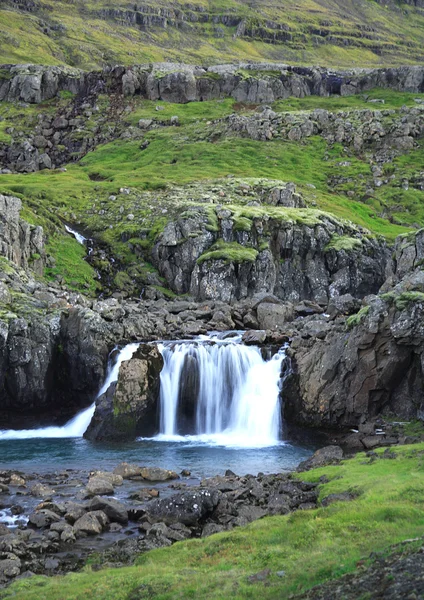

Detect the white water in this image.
[0,335,286,447]
[0,343,139,440]
[65,224,87,246]
[156,336,285,448]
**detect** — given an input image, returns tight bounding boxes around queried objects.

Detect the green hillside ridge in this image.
[1,0,424,68]
[3,443,424,599]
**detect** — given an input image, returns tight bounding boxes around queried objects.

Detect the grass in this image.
[325,235,363,253]
[346,305,370,329]
[2,1,424,68]
[272,88,424,113]
[197,240,258,264]
[44,235,98,295]
[4,443,424,599]
[1,91,422,295]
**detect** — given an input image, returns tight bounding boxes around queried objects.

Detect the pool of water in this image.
[0,436,316,478]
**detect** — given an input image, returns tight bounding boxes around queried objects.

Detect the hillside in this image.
[1,0,424,68]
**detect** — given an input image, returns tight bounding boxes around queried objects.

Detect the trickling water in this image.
[65,224,88,246]
[156,334,286,448]
[0,343,139,440]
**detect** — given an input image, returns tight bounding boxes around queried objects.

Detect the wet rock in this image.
[297,446,343,471]
[146,489,220,526]
[140,468,179,482]
[30,483,55,498]
[28,509,61,528]
[0,524,11,536]
[89,496,128,524]
[242,330,266,345]
[85,345,163,441]
[73,511,108,535]
[85,477,114,497]
[89,471,123,486]
[113,463,143,479]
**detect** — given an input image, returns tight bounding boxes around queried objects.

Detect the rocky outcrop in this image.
[284,259,424,429]
[228,104,424,158]
[0,195,45,274]
[84,344,163,441]
[152,201,390,304]
[1,63,424,106]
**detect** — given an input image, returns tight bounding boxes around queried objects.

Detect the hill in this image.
[1,0,424,69]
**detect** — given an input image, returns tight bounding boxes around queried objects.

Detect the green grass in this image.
[325,234,363,253]
[44,235,98,295]
[197,240,259,264]
[4,444,424,600]
[346,305,370,329]
[273,89,424,113]
[2,0,424,68]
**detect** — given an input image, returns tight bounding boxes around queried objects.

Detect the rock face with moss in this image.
[152,201,390,304]
[84,344,163,441]
[1,63,424,107]
[285,234,424,429]
[0,194,45,275]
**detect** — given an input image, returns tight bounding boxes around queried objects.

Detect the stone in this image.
[256,302,294,330]
[28,509,61,528]
[140,467,179,482]
[297,446,343,471]
[113,463,143,479]
[146,489,220,526]
[85,477,114,497]
[30,483,55,498]
[73,511,107,535]
[84,345,163,442]
[242,330,266,345]
[89,496,128,524]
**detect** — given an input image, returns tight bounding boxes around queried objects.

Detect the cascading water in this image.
[0,343,139,440]
[155,333,286,448]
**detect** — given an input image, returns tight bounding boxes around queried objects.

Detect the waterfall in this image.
[65,224,88,246]
[0,343,139,440]
[155,334,286,448]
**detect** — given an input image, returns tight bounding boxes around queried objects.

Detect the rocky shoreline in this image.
[0,452,330,586]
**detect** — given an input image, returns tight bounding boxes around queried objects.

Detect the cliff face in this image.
[1,63,424,106]
[152,188,390,304]
[284,230,424,429]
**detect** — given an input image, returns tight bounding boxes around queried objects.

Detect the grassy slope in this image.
[3,89,424,293]
[1,0,424,68]
[3,443,424,599]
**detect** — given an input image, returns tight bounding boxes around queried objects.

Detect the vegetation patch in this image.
[325,235,363,253]
[197,240,258,264]
[346,305,370,329]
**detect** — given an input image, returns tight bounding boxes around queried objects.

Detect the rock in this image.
[113,463,143,479]
[73,511,107,535]
[129,488,159,501]
[0,524,11,536]
[84,344,163,441]
[10,474,26,486]
[201,523,225,537]
[64,503,86,524]
[30,483,55,498]
[89,471,123,486]
[256,302,294,330]
[28,509,61,528]
[297,446,343,471]
[242,330,266,345]
[146,489,220,526]
[89,496,128,524]
[139,467,179,482]
[0,555,21,580]
[85,477,114,497]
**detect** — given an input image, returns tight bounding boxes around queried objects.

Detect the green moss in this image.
[44,234,99,295]
[197,240,258,264]
[346,305,370,329]
[325,235,363,253]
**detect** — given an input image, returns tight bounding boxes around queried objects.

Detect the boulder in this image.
[28,509,61,528]
[146,489,220,526]
[139,467,179,482]
[89,496,128,524]
[113,463,143,479]
[297,446,344,471]
[84,344,163,441]
[85,477,114,497]
[73,511,108,535]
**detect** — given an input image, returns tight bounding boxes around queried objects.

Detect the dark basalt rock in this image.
[84,344,163,442]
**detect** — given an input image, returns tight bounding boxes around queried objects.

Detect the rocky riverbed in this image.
[0,451,339,586]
